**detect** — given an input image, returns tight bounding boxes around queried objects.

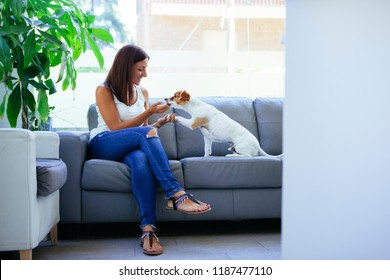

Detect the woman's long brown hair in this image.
[105,45,149,103]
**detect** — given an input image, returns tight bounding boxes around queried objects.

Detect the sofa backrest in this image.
[174,97,258,158]
[254,97,283,155]
[87,104,98,131]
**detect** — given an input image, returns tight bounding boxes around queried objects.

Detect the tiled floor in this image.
[0,219,281,260]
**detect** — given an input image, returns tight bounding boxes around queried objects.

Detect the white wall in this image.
[282,0,390,259]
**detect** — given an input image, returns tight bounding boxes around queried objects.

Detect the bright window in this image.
[50,0,285,130]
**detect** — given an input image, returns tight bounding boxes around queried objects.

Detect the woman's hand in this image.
[152,113,176,129]
[148,101,170,114]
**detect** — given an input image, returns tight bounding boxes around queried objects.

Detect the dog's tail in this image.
[258,149,283,158]
[230,142,283,158]
[257,143,283,158]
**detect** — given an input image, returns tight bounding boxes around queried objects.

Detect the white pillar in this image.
[283,0,390,259]
[226,0,235,52]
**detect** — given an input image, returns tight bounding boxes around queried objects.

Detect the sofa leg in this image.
[50,224,58,246]
[19,249,32,260]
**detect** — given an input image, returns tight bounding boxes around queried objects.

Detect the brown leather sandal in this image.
[166,192,211,214]
[140,231,164,255]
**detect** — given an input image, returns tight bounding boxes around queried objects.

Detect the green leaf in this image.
[62,71,70,91]
[23,31,36,67]
[37,89,49,122]
[69,13,81,36]
[35,53,50,78]
[26,58,45,78]
[6,84,22,128]
[38,30,63,47]
[4,75,18,84]
[87,34,104,69]
[89,27,114,43]
[45,79,56,95]
[0,94,6,119]
[29,79,49,90]
[72,38,82,60]
[25,64,42,79]
[58,28,73,48]
[51,51,62,67]
[16,56,29,86]
[22,14,33,26]
[10,0,28,18]
[80,28,87,52]
[24,88,36,113]
[56,52,66,83]
[0,26,32,36]
[62,59,73,91]
[86,14,95,25]
[72,46,82,61]
[54,8,67,18]
[32,19,50,29]
[60,42,70,52]
[59,10,77,39]
[0,36,13,72]
[71,68,77,90]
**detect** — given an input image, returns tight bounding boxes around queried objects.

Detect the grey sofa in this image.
[58,97,283,224]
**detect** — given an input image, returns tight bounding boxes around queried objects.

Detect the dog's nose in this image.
[165,98,171,105]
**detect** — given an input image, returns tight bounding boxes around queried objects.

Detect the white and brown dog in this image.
[166,90,280,157]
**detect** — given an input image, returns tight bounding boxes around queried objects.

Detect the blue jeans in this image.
[88,126,184,229]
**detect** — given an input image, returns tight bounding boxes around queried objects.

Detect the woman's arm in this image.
[141,86,151,126]
[96,85,169,131]
[141,87,176,128]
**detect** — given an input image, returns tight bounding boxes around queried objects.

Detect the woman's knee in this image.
[146,127,158,138]
[123,150,148,168]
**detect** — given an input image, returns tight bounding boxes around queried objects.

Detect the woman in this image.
[88,44,211,255]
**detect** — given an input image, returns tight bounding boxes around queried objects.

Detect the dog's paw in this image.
[225,153,246,157]
[174,116,184,123]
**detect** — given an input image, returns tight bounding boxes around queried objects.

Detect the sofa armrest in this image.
[34,131,60,158]
[58,131,90,223]
[0,129,40,245]
[0,128,37,195]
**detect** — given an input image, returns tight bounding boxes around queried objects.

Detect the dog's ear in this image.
[180,90,191,102]
[172,91,181,99]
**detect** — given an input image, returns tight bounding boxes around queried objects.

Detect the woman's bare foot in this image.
[141,225,164,255]
[167,191,211,214]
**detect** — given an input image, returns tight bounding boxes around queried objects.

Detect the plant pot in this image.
[39,116,53,131]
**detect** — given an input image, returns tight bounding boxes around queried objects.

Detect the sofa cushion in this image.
[175,97,259,158]
[82,159,184,192]
[254,97,283,155]
[36,158,67,196]
[181,156,282,189]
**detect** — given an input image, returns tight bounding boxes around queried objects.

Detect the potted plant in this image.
[0,0,113,128]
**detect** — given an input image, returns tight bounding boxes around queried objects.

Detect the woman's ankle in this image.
[172,190,185,197]
[142,225,155,232]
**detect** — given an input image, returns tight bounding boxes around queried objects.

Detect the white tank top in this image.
[89,85,146,141]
